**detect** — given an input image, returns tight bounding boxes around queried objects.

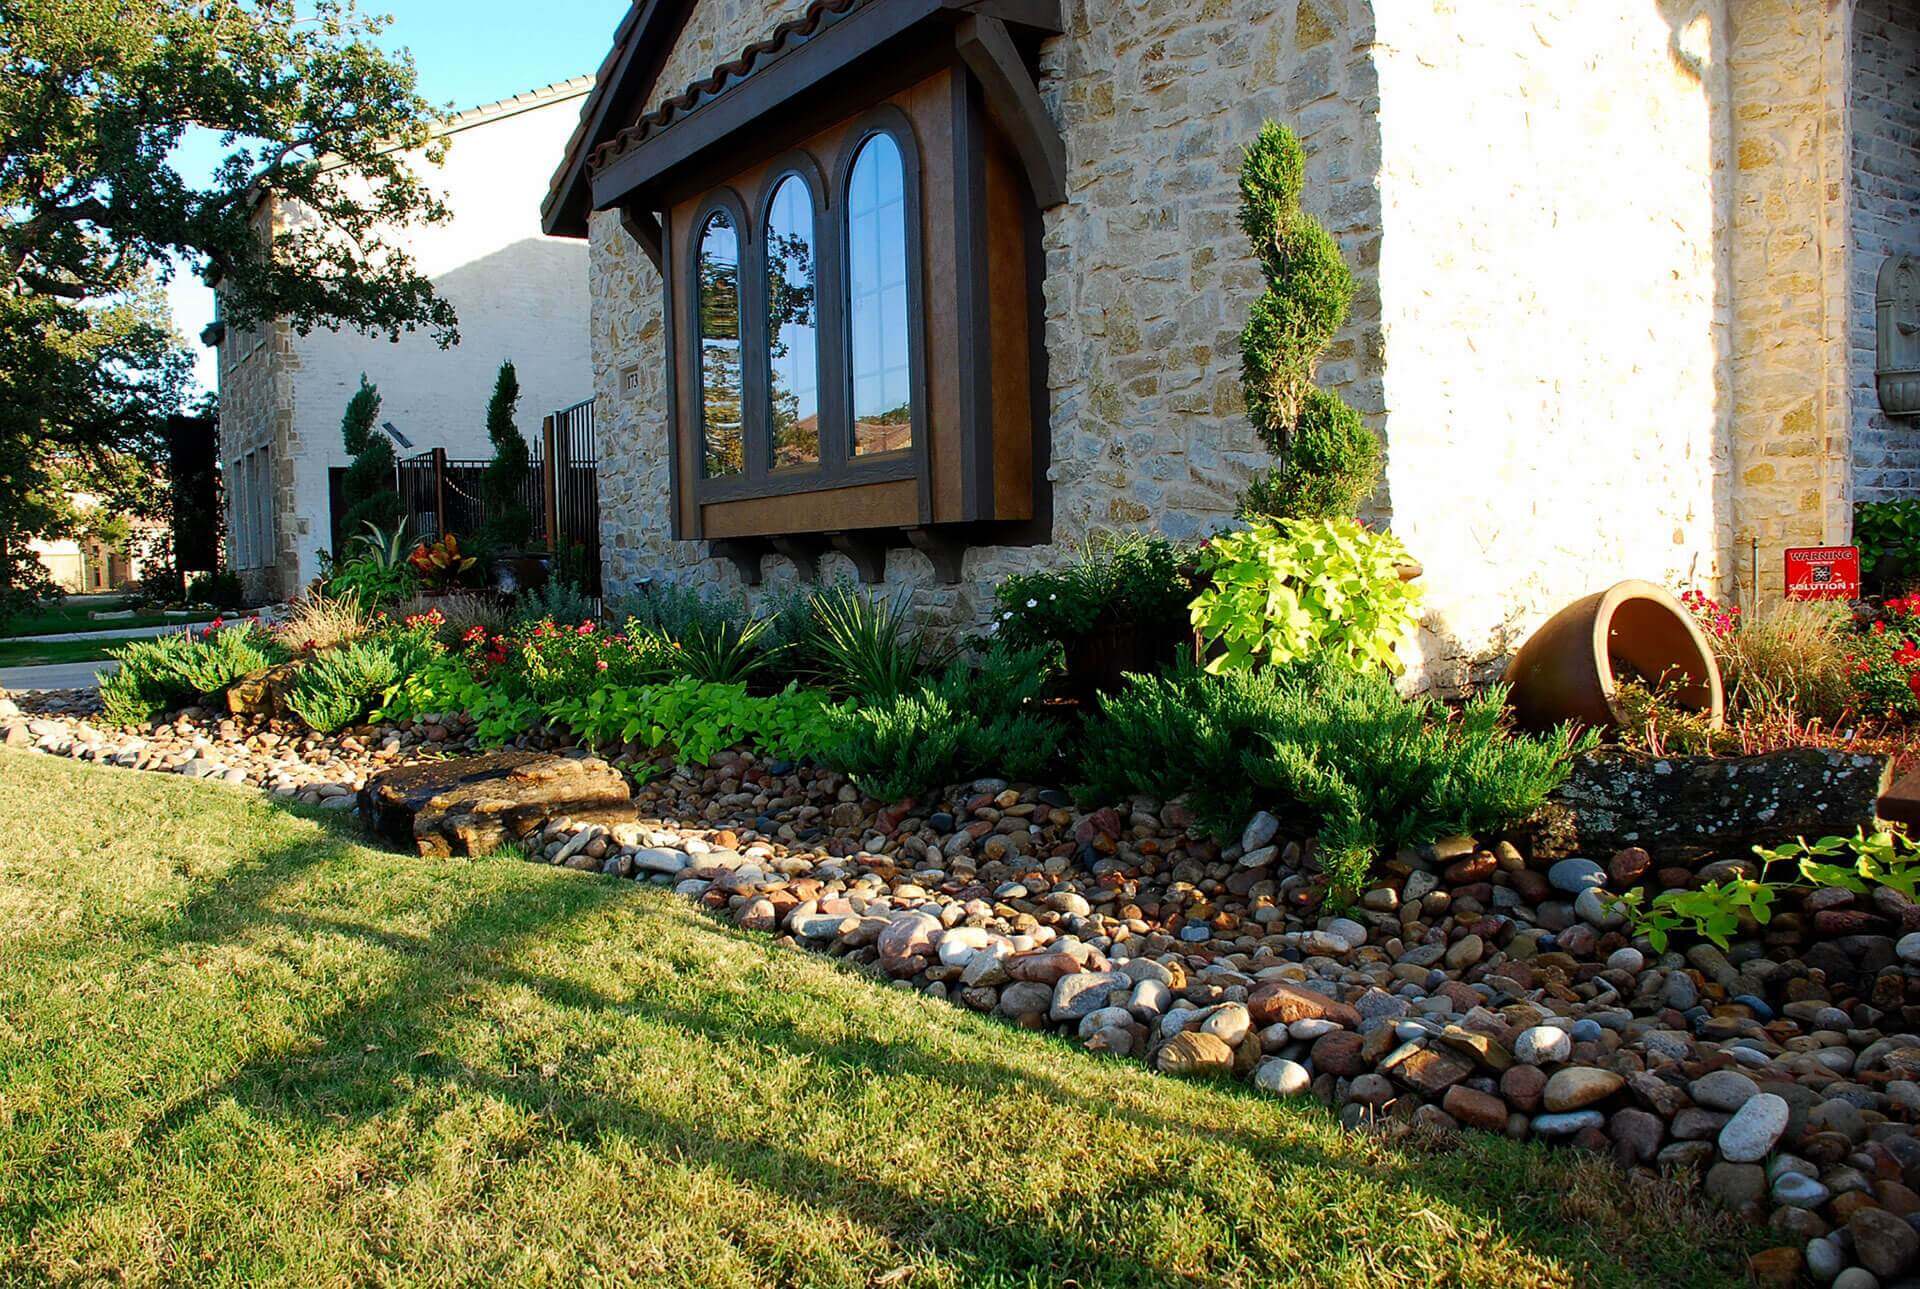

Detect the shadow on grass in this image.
[16,771,1750,1286]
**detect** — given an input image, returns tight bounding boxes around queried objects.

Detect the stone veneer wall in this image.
[590,0,1385,627]
[1849,0,1920,499]
[1369,0,1734,688]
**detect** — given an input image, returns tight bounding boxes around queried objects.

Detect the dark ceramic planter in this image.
[1062,619,1193,700]
[489,553,552,597]
[1503,579,1723,733]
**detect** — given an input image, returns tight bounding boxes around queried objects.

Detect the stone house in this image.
[213,79,597,602]
[545,0,1920,687]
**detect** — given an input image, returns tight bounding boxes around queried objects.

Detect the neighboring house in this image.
[28,493,160,595]
[210,77,597,602]
[544,0,1920,688]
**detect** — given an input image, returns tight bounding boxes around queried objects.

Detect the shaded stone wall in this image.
[590,0,1384,624]
[1850,0,1920,499]
[1371,1,1733,687]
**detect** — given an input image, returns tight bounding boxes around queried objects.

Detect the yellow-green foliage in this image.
[1237,121,1379,520]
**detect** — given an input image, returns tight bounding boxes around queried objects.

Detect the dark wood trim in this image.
[829,531,889,583]
[906,527,967,583]
[953,15,1065,209]
[591,0,949,210]
[618,203,664,270]
[953,72,992,521]
[946,0,1063,34]
[695,451,916,504]
[547,0,697,237]
[661,210,687,539]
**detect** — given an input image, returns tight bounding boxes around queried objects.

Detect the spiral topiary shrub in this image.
[1236,121,1379,521]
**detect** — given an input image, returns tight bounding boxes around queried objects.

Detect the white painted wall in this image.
[1371,1,1729,687]
[275,84,594,586]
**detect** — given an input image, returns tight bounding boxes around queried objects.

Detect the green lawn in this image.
[1,595,201,639]
[0,751,1758,1287]
[0,636,120,668]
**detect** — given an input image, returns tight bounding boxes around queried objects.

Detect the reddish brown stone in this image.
[1006,950,1080,985]
[1501,1064,1548,1114]
[1608,847,1652,885]
[1444,853,1496,884]
[1248,980,1361,1028]
[1747,1248,1803,1288]
[1311,1030,1366,1077]
[1442,1084,1509,1132]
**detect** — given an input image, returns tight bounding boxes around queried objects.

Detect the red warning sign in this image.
[1783,546,1861,600]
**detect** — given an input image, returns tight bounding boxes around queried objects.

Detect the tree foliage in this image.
[1236,121,1379,521]
[480,359,533,550]
[1,0,459,616]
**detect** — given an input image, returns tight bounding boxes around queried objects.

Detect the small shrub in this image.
[185,570,244,607]
[100,632,201,724]
[615,582,739,642]
[512,619,672,703]
[823,645,1060,801]
[1189,516,1421,675]
[286,633,435,733]
[512,580,597,633]
[804,584,941,701]
[479,360,534,550]
[1857,498,1920,596]
[340,376,404,533]
[172,622,283,695]
[992,531,1195,656]
[400,592,508,649]
[1080,659,1593,900]
[325,524,417,607]
[664,613,784,686]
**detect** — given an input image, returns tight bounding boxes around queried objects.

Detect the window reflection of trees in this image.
[765,176,819,469]
[697,209,743,478]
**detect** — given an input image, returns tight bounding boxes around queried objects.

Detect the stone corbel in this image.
[905,529,967,584]
[827,532,889,584]
[769,535,829,583]
[708,538,770,586]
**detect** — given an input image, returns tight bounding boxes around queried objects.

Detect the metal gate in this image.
[388,399,600,593]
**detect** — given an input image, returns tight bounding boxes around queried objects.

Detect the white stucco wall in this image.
[1371,1,1730,687]
[266,83,594,588]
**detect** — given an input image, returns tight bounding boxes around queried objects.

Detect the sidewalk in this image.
[0,620,212,645]
[0,660,119,692]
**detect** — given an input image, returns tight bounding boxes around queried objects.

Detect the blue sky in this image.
[168,2,620,392]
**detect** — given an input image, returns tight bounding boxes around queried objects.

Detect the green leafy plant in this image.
[1189,517,1421,674]
[823,644,1061,801]
[479,360,534,550]
[98,623,287,724]
[803,584,941,701]
[663,613,785,686]
[1235,120,1380,520]
[171,622,283,695]
[992,532,1195,657]
[1857,499,1920,596]
[1079,659,1593,900]
[1609,829,1920,952]
[546,677,844,766]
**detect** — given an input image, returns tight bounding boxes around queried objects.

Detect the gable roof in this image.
[439,75,596,139]
[543,1,699,239]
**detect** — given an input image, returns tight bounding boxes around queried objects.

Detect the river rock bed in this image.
[7,690,1920,1285]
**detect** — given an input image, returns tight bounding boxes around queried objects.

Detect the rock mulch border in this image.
[6,689,1920,1286]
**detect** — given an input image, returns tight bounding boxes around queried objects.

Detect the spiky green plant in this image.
[1236,121,1380,521]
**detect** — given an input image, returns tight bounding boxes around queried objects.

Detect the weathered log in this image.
[1519,747,1892,862]
[359,750,634,857]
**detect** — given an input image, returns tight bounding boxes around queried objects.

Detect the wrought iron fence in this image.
[388,398,600,593]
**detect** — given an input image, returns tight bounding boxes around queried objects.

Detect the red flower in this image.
[1875,620,1889,635]
[1896,642,1920,669]
[1908,670,1920,701]
[577,621,595,636]
[595,659,609,672]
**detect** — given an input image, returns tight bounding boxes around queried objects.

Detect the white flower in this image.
[1002,610,1014,621]
[1026,599,1039,609]
[1049,593,1057,600]
[986,622,999,635]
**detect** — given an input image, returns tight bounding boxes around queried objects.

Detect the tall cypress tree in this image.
[1236,121,1380,521]
[340,375,403,535]
[480,360,533,550]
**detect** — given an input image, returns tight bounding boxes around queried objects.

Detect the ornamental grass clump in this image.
[1235,120,1380,521]
[1079,658,1594,900]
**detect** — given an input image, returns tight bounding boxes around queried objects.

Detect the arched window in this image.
[845,133,912,457]
[764,175,820,469]
[695,208,742,478]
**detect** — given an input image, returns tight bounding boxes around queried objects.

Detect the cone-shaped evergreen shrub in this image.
[340,376,403,534]
[1237,122,1380,520]
[480,359,534,550]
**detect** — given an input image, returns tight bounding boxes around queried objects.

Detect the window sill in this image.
[693,451,917,504]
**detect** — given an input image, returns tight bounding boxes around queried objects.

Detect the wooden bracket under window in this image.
[619,203,664,271]
[769,536,828,583]
[709,538,770,586]
[906,529,967,584]
[827,532,889,584]
[954,15,1066,208]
